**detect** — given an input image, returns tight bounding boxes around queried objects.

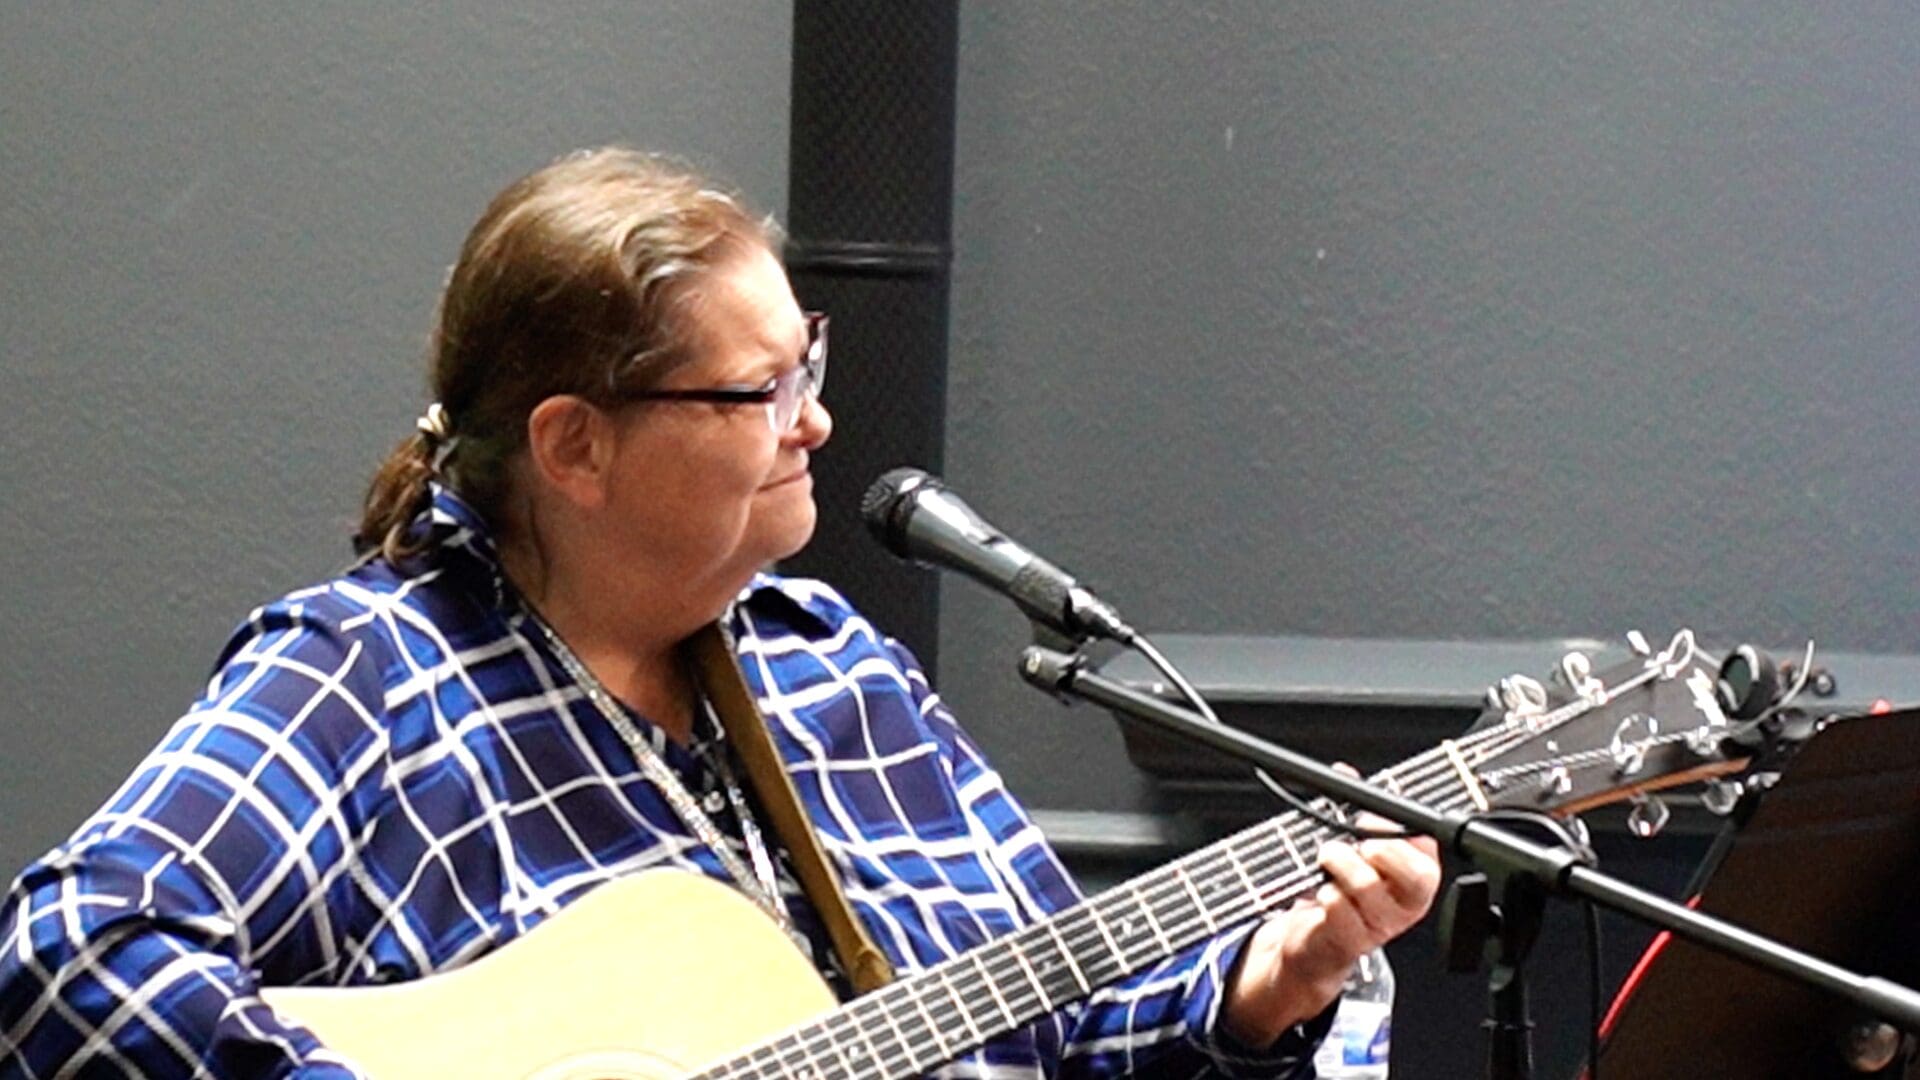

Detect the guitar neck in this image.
[696,747,1483,1080]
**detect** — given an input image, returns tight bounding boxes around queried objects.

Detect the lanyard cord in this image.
[515,601,792,935]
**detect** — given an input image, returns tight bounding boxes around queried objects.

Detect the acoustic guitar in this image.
[266,631,1750,1079]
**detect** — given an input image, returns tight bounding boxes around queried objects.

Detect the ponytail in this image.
[355,404,448,563]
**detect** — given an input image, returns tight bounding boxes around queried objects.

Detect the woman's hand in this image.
[1219,812,1441,1049]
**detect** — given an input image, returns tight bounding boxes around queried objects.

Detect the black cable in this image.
[1252,770,1418,840]
[1464,809,1599,867]
[1585,898,1603,1080]
[1128,630,1412,840]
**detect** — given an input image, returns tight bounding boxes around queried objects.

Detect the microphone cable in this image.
[1124,629,1413,842]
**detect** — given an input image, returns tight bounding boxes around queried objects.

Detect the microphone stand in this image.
[1018,644,1920,1080]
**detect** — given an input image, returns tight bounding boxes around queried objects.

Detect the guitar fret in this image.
[1132,882,1174,954]
[822,1026,857,1080]
[1277,820,1307,878]
[769,1032,814,1080]
[1172,864,1218,934]
[870,989,915,1074]
[1213,852,1261,923]
[1006,936,1055,1011]
[1223,841,1261,908]
[771,1022,833,1068]
[972,949,1019,1031]
[1105,902,1155,970]
[798,1021,842,1080]
[825,996,893,1080]
[937,963,985,1048]
[1083,899,1132,980]
[905,983,953,1063]
[1042,918,1092,995]
[848,1009,884,1077]
[1056,911,1122,991]
[738,1041,786,1080]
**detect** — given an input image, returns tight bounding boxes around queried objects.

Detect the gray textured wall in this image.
[0,4,791,881]
[944,3,1920,814]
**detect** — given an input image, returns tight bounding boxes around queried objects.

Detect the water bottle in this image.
[1312,948,1393,1079]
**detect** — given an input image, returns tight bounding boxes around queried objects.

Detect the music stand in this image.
[1595,708,1920,1078]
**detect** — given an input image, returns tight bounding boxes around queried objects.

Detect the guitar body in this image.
[263,871,835,1079]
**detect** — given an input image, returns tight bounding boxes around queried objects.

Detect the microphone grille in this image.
[861,467,935,549]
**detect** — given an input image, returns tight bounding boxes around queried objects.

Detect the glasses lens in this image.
[769,314,828,432]
[807,314,828,400]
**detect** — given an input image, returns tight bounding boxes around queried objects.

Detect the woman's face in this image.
[598,245,833,593]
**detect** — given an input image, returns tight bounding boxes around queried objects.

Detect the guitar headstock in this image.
[1460,630,1756,825]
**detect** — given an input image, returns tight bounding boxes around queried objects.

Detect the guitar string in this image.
[741,762,1530,1080]
[711,670,1701,1080]
[712,717,1564,1080]
[750,790,1482,1080]
[745,799,1462,1080]
[710,729,1516,1080]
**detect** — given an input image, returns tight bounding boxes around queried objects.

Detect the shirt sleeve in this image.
[0,604,391,1078]
[889,639,1329,1080]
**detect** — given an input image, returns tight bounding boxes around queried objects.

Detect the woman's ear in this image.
[524,395,615,510]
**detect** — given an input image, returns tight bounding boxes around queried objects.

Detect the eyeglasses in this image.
[627,312,828,433]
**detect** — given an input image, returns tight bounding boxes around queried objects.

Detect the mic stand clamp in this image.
[1019,633,1089,705]
[1440,867,1549,1080]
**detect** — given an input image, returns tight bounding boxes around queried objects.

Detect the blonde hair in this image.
[358,148,777,563]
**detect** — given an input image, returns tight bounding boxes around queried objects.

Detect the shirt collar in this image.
[411,481,510,609]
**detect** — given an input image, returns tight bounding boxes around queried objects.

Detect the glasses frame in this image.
[624,312,828,433]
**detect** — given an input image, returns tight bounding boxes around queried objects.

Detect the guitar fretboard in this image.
[694,746,1487,1080]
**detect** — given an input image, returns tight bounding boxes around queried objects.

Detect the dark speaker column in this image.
[784,1,958,672]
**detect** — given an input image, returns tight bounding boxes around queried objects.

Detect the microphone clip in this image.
[1019,644,1089,704]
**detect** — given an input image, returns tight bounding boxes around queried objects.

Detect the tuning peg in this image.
[1564,815,1592,850]
[1537,765,1573,798]
[1554,651,1605,702]
[1609,714,1658,776]
[1627,793,1670,838]
[1683,726,1724,758]
[1700,778,1744,816]
[1499,674,1549,718]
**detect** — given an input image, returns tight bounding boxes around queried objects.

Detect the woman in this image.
[0,148,1437,1078]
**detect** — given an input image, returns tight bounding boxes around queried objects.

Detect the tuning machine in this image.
[1491,673,1549,723]
[1552,650,1606,704]
[1609,713,1660,776]
[1700,778,1744,816]
[1626,792,1671,838]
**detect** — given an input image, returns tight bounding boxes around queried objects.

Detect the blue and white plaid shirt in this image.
[1,486,1322,1078]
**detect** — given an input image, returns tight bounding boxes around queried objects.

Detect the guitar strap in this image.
[686,621,897,995]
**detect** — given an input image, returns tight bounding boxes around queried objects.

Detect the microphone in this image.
[861,468,1136,643]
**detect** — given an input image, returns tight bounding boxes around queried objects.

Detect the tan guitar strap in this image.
[686,622,896,995]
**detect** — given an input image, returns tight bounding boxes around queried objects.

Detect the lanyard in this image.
[515,601,791,935]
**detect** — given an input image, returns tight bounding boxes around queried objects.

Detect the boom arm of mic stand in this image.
[1019,644,1920,1034]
